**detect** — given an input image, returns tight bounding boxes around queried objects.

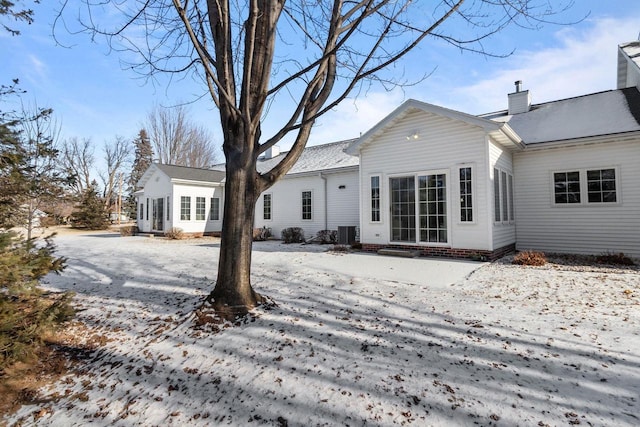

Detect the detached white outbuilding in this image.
[135,163,226,235]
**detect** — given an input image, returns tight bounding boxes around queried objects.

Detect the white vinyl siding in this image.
[254,170,359,239]
[514,140,639,257]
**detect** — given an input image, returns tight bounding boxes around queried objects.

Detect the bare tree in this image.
[100,136,132,211]
[145,104,218,168]
[60,137,95,196]
[59,0,575,317]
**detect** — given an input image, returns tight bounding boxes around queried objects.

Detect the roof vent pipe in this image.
[515,80,523,93]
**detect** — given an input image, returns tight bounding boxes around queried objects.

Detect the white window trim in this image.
[551,167,621,207]
[369,174,382,224]
[180,196,191,221]
[301,190,313,221]
[387,170,451,247]
[263,193,273,222]
[195,196,207,221]
[493,168,514,225]
[456,164,476,225]
[210,197,221,221]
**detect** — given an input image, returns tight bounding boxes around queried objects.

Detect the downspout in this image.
[319,172,327,230]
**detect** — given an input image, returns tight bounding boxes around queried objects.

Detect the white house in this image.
[136,140,360,241]
[136,41,640,258]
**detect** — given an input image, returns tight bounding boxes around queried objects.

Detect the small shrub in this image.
[316,230,337,244]
[119,225,137,236]
[281,227,304,243]
[595,252,635,266]
[513,250,546,266]
[350,242,362,250]
[253,227,272,241]
[164,227,184,240]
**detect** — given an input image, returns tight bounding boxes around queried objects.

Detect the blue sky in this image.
[2,1,640,156]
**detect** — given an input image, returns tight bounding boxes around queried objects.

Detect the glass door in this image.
[153,198,164,231]
[390,177,416,242]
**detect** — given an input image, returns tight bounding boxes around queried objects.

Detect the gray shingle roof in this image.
[257,139,359,174]
[210,139,359,175]
[484,88,640,144]
[155,163,226,182]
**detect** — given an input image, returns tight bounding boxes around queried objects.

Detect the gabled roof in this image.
[346,99,522,154]
[137,163,226,188]
[485,88,640,144]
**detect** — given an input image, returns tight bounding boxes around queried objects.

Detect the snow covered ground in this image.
[6,233,640,426]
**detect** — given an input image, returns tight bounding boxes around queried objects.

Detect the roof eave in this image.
[521,130,640,151]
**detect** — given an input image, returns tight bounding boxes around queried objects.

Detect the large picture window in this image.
[459,167,473,222]
[371,176,381,222]
[210,197,220,220]
[302,191,312,220]
[180,196,191,220]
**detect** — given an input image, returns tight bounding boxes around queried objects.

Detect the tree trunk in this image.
[207,156,264,318]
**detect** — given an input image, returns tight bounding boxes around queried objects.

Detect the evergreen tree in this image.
[125,129,153,215]
[70,181,110,229]
[0,122,28,228]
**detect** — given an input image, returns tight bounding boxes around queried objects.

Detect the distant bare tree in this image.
[145,104,218,168]
[100,136,131,211]
[60,137,95,196]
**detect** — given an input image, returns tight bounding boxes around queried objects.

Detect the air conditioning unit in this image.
[337,226,357,245]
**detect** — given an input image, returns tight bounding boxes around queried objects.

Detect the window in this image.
[494,168,514,223]
[166,197,170,221]
[146,198,149,221]
[493,168,501,222]
[139,203,144,220]
[302,191,312,220]
[554,171,581,204]
[587,168,616,203]
[501,171,508,221]
[371,176,381,222]
[210,197,220,221]
[459,167,473,222]
[196,197,206,220]
[508,174,514,221]
[263,194,272,220]
[553,168,617,205]
[180,196,191,220]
